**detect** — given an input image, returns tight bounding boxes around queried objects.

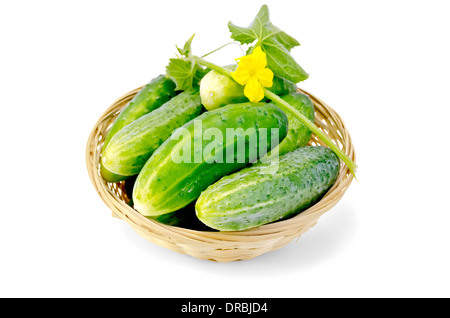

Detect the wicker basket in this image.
[86,86,355,262]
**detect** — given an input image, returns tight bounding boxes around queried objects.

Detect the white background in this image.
[1,0,449,298]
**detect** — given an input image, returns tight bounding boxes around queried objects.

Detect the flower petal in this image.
[235,46,267,75]
[232,45,273,97]
[244,77,265,103]
[231,64,250,85]
[257,67,274,88]
[250,46,267,69]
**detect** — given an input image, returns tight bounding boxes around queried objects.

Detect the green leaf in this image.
[168,35,208,90]
[166,58,207,91]
[262,38,309,83]
[166,58,197,90]
[247,4,270,38]
[264,24,300,52]
[227,23,256,44]
[228,5,308,83]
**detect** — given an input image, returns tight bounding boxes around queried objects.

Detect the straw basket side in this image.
[86,86,355,262]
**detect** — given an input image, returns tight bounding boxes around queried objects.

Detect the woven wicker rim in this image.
[86,86,355,262]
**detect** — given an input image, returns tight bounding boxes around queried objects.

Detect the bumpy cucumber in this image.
[102,88,204,177]
[101,75,177,182]
[132,102,288,216]
[196,146,340,231]
[265,92,315,159]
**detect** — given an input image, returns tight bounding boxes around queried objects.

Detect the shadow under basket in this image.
[86,87,356,262]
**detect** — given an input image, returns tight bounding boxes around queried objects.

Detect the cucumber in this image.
[150,203,214,231]
[102,88,204,177]
[266,76,297,97]
[199,66,247,111]
[101,75,177,182]
[264,92,315,159]
[123,176,211,230]
[196,146,340,231]
[200,64,297,110]
[124,175,138,206]
[132,102,289,217]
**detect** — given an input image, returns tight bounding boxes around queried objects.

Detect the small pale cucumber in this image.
[102,88,204,177]
[101,75,177,182]
[199,66,247,111]
[132,102,288,217]
[200,65,297,110]
[264,92,315,159]
[196,146,340,231]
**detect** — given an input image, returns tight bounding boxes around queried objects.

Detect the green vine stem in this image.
[200,42,245,59]
[193,57,233,77]
[193,56,357,177]
[264,89,357,176]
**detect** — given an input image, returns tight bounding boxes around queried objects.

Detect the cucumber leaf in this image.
[228,5,309,83]
[166,35,208,90]
[166,58,196,91]
[166,58,207,91]
[227,23,256,45]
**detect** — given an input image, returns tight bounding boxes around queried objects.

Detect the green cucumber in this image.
[150,203,214,231]
[102,88,204,177]
[101,75,177,182]
[264,92,315,159]
[132,102,288,216]
[124,175,137,206]
[123,176,211,230]
[266,76,297,97]
[196,146,340,231]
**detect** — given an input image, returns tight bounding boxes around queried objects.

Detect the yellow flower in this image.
[231,46,274,103]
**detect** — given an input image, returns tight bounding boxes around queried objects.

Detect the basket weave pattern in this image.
[86,87,355,262]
